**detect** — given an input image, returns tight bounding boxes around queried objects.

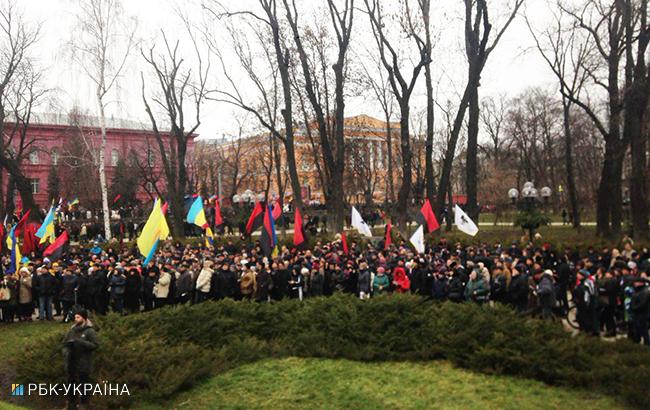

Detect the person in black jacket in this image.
[124,268,142,314]
[142,270,157,311]
[34,267,57,320]
[630,279,650,345]
[217,263,238,300]
[60,270,78,322]
[508,266,529,313]
[556,256,571,314]
[86,267,107,315]
[62,308,99,410]
[270,262,289,301]
[256,266,273,302]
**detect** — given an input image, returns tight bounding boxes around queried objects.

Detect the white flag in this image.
[410,225,425,254]
[454,204,479,236]
[351,206,372,237]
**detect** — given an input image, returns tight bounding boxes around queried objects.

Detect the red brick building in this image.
[4,113,195,209]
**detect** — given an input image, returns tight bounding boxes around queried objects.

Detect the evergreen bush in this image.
[9,294,650,408]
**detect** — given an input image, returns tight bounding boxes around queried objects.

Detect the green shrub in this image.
[9,295,650,409]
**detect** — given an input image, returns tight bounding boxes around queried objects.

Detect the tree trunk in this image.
[465,85,479,221]
[385,113,394,204]
[424,50,435,203]
[97,97,112,241]
[561,99,580,228]
[625,85,649,238]
[4,173,14,217]
[395,102,412,231]
[611,146,624,235]
[596,154,612,237]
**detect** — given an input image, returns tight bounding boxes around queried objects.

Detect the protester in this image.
[1,229,648,347]
[62,308,99,410]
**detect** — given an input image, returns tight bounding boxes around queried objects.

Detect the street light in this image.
[508,182,551,241]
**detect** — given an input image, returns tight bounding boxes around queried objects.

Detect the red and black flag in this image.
[245,202,265,235]
[341,231,349,255]
[293,206,306,248]
[260,205,276,257]
[43,230,69,261]
[384,222,392,250]
[416,199,440,233]
[14,209,31,237]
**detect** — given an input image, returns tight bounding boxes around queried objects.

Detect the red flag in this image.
[341,231,349,255]
[272,200,282,221]
[14,209,31,237]
[0,223,4,253]
[384,222,392,250]
[245,202,264,234]
[43,231,69,261]
[161,202,168,215]
[214,198,223,226]
[112,194,122,204]
[293,207,305,247]
[22,223,39,254]
[417,199,440,233]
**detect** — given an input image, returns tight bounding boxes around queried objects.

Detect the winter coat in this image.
[432,275,448,300]
[392,267,410,293]
[240,270,256,296]
[34,273,57,297]
[196,268,213,293]
[631,286,650,320]
[372,274,390,295]
[19,275,32,304]
[508,274,529,307]
[62,320,99,375]
[256,269,273,300]
[109,274,126,299]
[61,275,79,302]
[464,277,489,302]
[309,272,324,297]
[154,271,171,299]
[176,271,193,298]
[537,274,556,307]
[217,269,238,299]
[357,269,371,294]
[447,275,465,302]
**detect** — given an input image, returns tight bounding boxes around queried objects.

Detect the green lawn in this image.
[136,357,625,410]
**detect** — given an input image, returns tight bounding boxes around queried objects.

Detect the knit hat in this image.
[75,308,88,320]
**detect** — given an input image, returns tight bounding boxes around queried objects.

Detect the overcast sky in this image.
[22,0,558,140]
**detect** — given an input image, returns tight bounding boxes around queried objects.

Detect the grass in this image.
[136,357,625,410]
[0,321,64,410]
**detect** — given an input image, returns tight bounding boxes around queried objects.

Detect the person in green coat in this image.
[62,308,99,410]
[372,267,390,296]
[464,269,489,304]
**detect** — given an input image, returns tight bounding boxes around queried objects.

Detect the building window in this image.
[111,149,119,166]
[30,179,39,194]
[51,149,58,165]
[29,151,39,165]
[146,182,154,192]
[147,150,155,167]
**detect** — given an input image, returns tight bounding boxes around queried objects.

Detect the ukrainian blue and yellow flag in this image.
[6,224,21,274]
[186,196,208,228]
[35,207,56,244]
[67,197,79,207]
[205,226,215,248]
[137,199,170,265]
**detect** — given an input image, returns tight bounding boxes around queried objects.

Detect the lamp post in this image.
[509,181,551,241]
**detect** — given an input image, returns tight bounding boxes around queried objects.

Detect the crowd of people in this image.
[0,234,649,344]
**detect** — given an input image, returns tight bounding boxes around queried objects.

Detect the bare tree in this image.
[463,0,523,221]
[70,0,137,240]
[527,9,592,228]
[282,0,354,231]
[558,0,627,236]
[365,0,430,230]
[0,1,43,218]
[141,29,208,237]
[203,0,304,215]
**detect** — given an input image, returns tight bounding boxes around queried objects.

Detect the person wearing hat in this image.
[18,268,33,321]
[195,261,213,304]
[62,308,99,410]
[536,269,556,320]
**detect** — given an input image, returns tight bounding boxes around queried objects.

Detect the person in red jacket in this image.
[392,261,411,293]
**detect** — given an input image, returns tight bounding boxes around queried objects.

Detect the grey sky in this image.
[23,0,558,140]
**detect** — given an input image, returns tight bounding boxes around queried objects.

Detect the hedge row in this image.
[9,294,650,408]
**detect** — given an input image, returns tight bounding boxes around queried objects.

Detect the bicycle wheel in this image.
[566,305,580,330]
